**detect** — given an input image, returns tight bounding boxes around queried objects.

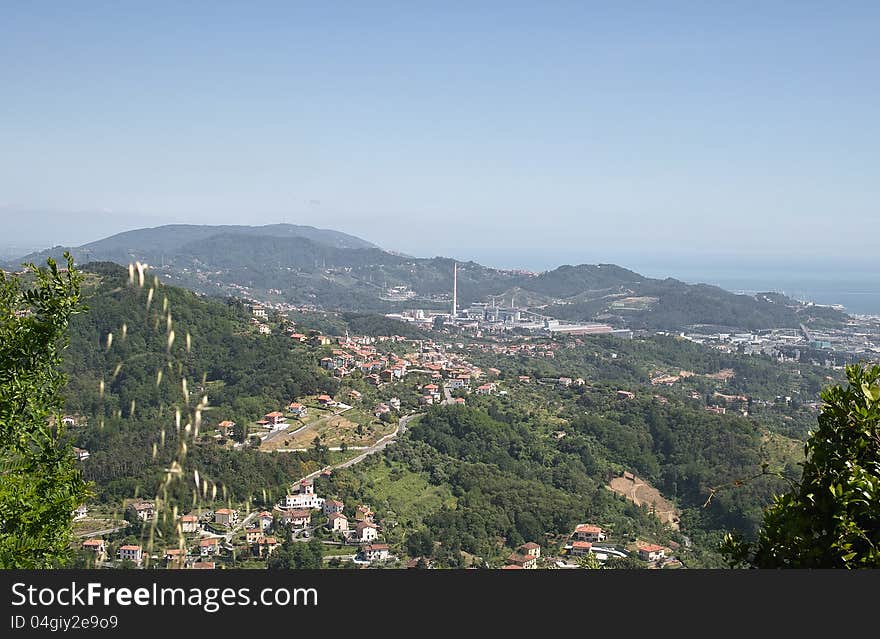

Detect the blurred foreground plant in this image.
[0,254,90,568]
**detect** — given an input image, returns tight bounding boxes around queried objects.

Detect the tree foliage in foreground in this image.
[0,255,90,568]
[722,364,880,568]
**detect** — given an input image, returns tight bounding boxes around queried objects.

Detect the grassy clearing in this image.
[760,430,805,468]
[321,544,355,556]
[358,460,456,529]
[72,518,126,536]
[260,409,395,451]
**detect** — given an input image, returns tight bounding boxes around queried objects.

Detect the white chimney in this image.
[452,262,457,319]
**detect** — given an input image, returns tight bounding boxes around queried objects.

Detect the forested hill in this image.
[61,262,337,505]
[12,223,378,267]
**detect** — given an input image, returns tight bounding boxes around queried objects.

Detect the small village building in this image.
[574,524,606,543]
[638,544,666,562]
[82,539,106,560]
[281,509,312,529]
[180,514,201,533]
[214,508,238,527]
[323,499,344,516]
[327,512,349,533]
[356,521,379,543]
[118,545,143,565]
[258,511,274,531]
[199,538,220,556]
[362,544,390,562]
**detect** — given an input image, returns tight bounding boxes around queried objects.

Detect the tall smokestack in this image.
[452,262,457,319]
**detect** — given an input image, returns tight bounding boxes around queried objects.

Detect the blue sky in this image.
[1,1,878,272]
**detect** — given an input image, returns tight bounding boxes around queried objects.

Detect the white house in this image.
[258,511,274,531]
[574,524,606,543]
[323,499,344,516]
[199,538,220,556]
[362,543,390,562]
[180,514,200,533]
[327,512,349,533]
[638,544,666,562]
[288,402,307,418]
[284,493,324,510]
[506,550,538,569]
[129,501,154,521]
[356,521,379,543]
[264,411,286,429]
[118,545,143,565]
[281,509,312,529]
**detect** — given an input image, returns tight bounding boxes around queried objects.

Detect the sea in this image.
[641,267,880,317]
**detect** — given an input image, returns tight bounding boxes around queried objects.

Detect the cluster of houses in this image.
[568,524,608,558]
[241,511,279,558]
[557,523,676,568]
[79,539,218,569]
[81,503,253,569]
[315,337,413,383]
[218,392,346,444]
[311,335,497,401]
[467,340,562,360]
[274,479,391,563]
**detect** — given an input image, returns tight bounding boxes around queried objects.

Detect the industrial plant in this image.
[386,262,632,338]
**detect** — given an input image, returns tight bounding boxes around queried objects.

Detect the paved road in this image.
[75,523,129,538]
[235,412,419,530]
[287,412,416,491]
[333,413,415,470]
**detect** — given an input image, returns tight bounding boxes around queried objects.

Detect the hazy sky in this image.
[2,2,878,271]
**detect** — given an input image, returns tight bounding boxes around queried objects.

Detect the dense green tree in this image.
[0,254,91,568]
[268,537,324,569]
[405,529,434,558]
[721,364,880,568]
[576,552,603,569]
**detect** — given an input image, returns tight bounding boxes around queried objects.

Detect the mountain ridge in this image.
[5,224,851,331]
[9,223,379,268]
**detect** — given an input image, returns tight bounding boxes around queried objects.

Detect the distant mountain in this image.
[6,224,850,331]
[10,223,378,268]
